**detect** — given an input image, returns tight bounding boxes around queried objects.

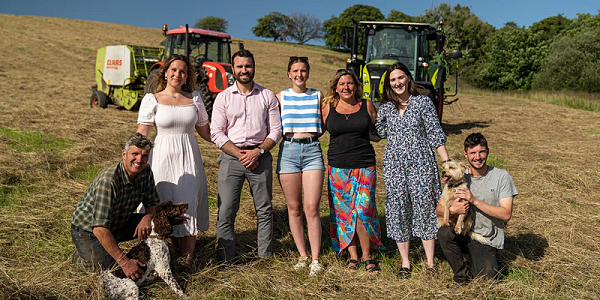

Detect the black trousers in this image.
[437,226,498,283]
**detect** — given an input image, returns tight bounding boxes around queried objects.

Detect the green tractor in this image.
[344,20,462,120]
[91,45,163,110]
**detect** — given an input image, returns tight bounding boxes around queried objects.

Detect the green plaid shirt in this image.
[71,161,160,232]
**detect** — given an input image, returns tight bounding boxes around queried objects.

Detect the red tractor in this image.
[146,24,243,117]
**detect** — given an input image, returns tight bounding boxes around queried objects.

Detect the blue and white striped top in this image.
[280,88,322,134]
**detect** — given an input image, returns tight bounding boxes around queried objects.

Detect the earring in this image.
[164,76,167,81]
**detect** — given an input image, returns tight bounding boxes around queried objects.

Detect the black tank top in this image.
[326,99,376,168]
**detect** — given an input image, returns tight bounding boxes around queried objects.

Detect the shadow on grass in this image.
[186,200,551,276]
[503,233,548,261]
[442,120,491,136]
[187,206,303,269]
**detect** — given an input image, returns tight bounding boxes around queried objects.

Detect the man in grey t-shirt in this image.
[436,133,518,284]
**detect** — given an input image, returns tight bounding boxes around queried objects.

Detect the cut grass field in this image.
[1,14,600,299]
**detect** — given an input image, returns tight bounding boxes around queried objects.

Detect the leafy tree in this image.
[252,12,292,42]
[287,12,322,45]
[418,4,494,63]
[476,24,547,90]
[417,3,494,84]
[323,4,384,51]
[563,11,600,36]
[194,16,228,32]
[533,13,600,93]
[387,10,416,22]
[529,14,570,41]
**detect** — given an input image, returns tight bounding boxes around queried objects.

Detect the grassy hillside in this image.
[1,14,599,299]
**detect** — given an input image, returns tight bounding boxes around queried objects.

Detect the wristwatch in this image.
[258,147,265,155]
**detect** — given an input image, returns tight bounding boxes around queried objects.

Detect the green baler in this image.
[91,45,163,110]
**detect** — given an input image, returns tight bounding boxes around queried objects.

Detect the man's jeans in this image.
[70,214,145,270]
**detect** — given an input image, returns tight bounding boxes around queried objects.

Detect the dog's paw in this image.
[455,225,463,235]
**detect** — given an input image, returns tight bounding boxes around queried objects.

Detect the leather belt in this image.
[282,135,319,144]
[239,145,259,150]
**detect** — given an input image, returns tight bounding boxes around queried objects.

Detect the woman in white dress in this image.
[137,54,211,264]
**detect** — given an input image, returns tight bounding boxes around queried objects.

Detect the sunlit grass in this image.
[69,165,103,182]
[0,127,74,152]
[458,83,600,112]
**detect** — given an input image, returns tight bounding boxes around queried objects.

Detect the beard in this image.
[234,70,255,84]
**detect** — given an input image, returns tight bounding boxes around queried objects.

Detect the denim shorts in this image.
[276,140,325,174]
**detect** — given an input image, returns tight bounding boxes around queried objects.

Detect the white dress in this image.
[136,91,209,237]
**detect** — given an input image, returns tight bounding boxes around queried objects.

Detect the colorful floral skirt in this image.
[328,165,384,254]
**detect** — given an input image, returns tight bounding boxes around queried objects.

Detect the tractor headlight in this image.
[227,72,235,86]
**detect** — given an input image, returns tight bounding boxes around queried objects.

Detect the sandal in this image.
[397,267,411,279]
[363,260,381,273]
[346,259,359,271]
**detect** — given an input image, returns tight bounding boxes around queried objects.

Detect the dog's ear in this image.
[153,213,173,236]
[155,201,173,214]
[460,162,468,173]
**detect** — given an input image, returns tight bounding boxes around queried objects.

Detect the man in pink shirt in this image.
[210,49,282,263]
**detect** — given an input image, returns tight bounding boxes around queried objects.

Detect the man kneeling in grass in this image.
[70,133,159,281]
[436,133,518,285]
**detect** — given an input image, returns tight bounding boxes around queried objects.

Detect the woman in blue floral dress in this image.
[374,62,450,278]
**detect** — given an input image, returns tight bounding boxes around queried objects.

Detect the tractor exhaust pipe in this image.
[351,20,358,62]
[185,24,190,59]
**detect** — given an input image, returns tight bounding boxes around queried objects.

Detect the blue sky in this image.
[3,0,599,45]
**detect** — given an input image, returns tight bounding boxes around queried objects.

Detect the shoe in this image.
[447,281,466,289]
[308,260,323,277]
[293,256,309,270]
[397,267,411,279]
[426,265,438,274]
[363,260,381,273]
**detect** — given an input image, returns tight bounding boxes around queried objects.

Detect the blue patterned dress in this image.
[374,95,446,242]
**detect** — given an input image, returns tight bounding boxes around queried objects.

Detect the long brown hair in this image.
[382,62,420,109]
[147,54,196,93]
[322,69,363,107]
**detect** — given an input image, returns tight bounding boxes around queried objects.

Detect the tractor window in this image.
[166,34,231,65]
[365,28,417,72]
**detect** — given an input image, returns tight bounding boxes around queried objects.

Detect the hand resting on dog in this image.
[449,198,470,215]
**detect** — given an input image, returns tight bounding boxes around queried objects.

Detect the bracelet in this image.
[117,255,126,263]
[442,159,452,164]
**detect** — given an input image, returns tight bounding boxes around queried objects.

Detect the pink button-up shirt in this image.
[210,82,282,149]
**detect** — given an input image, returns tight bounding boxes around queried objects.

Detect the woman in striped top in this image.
[275,56,325,277]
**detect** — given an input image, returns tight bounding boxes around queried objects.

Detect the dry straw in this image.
[1,14,599,299]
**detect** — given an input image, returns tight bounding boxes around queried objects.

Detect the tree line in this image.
[195,5,600,93]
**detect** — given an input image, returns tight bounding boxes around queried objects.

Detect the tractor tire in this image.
[144,69,158,94]
[196,68,215,120]
[198,82,215,120]
[90,89,108,109]
[437,88,444,121]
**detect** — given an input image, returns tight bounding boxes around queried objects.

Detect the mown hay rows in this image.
[1,13,600,299]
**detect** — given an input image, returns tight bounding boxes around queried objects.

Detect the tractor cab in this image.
[145,24,244,117]
[344,21,462,120]
[162,25,235,93]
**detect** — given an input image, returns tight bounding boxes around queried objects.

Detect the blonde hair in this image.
[322,70,363,107]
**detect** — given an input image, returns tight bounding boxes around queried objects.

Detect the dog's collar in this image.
[446,181,464,189]
[147,234,168,240]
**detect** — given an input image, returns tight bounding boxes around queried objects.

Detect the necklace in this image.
[338,99,358,120]
[170,93,179,98]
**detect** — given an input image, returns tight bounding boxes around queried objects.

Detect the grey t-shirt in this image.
[465,166,518,249]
